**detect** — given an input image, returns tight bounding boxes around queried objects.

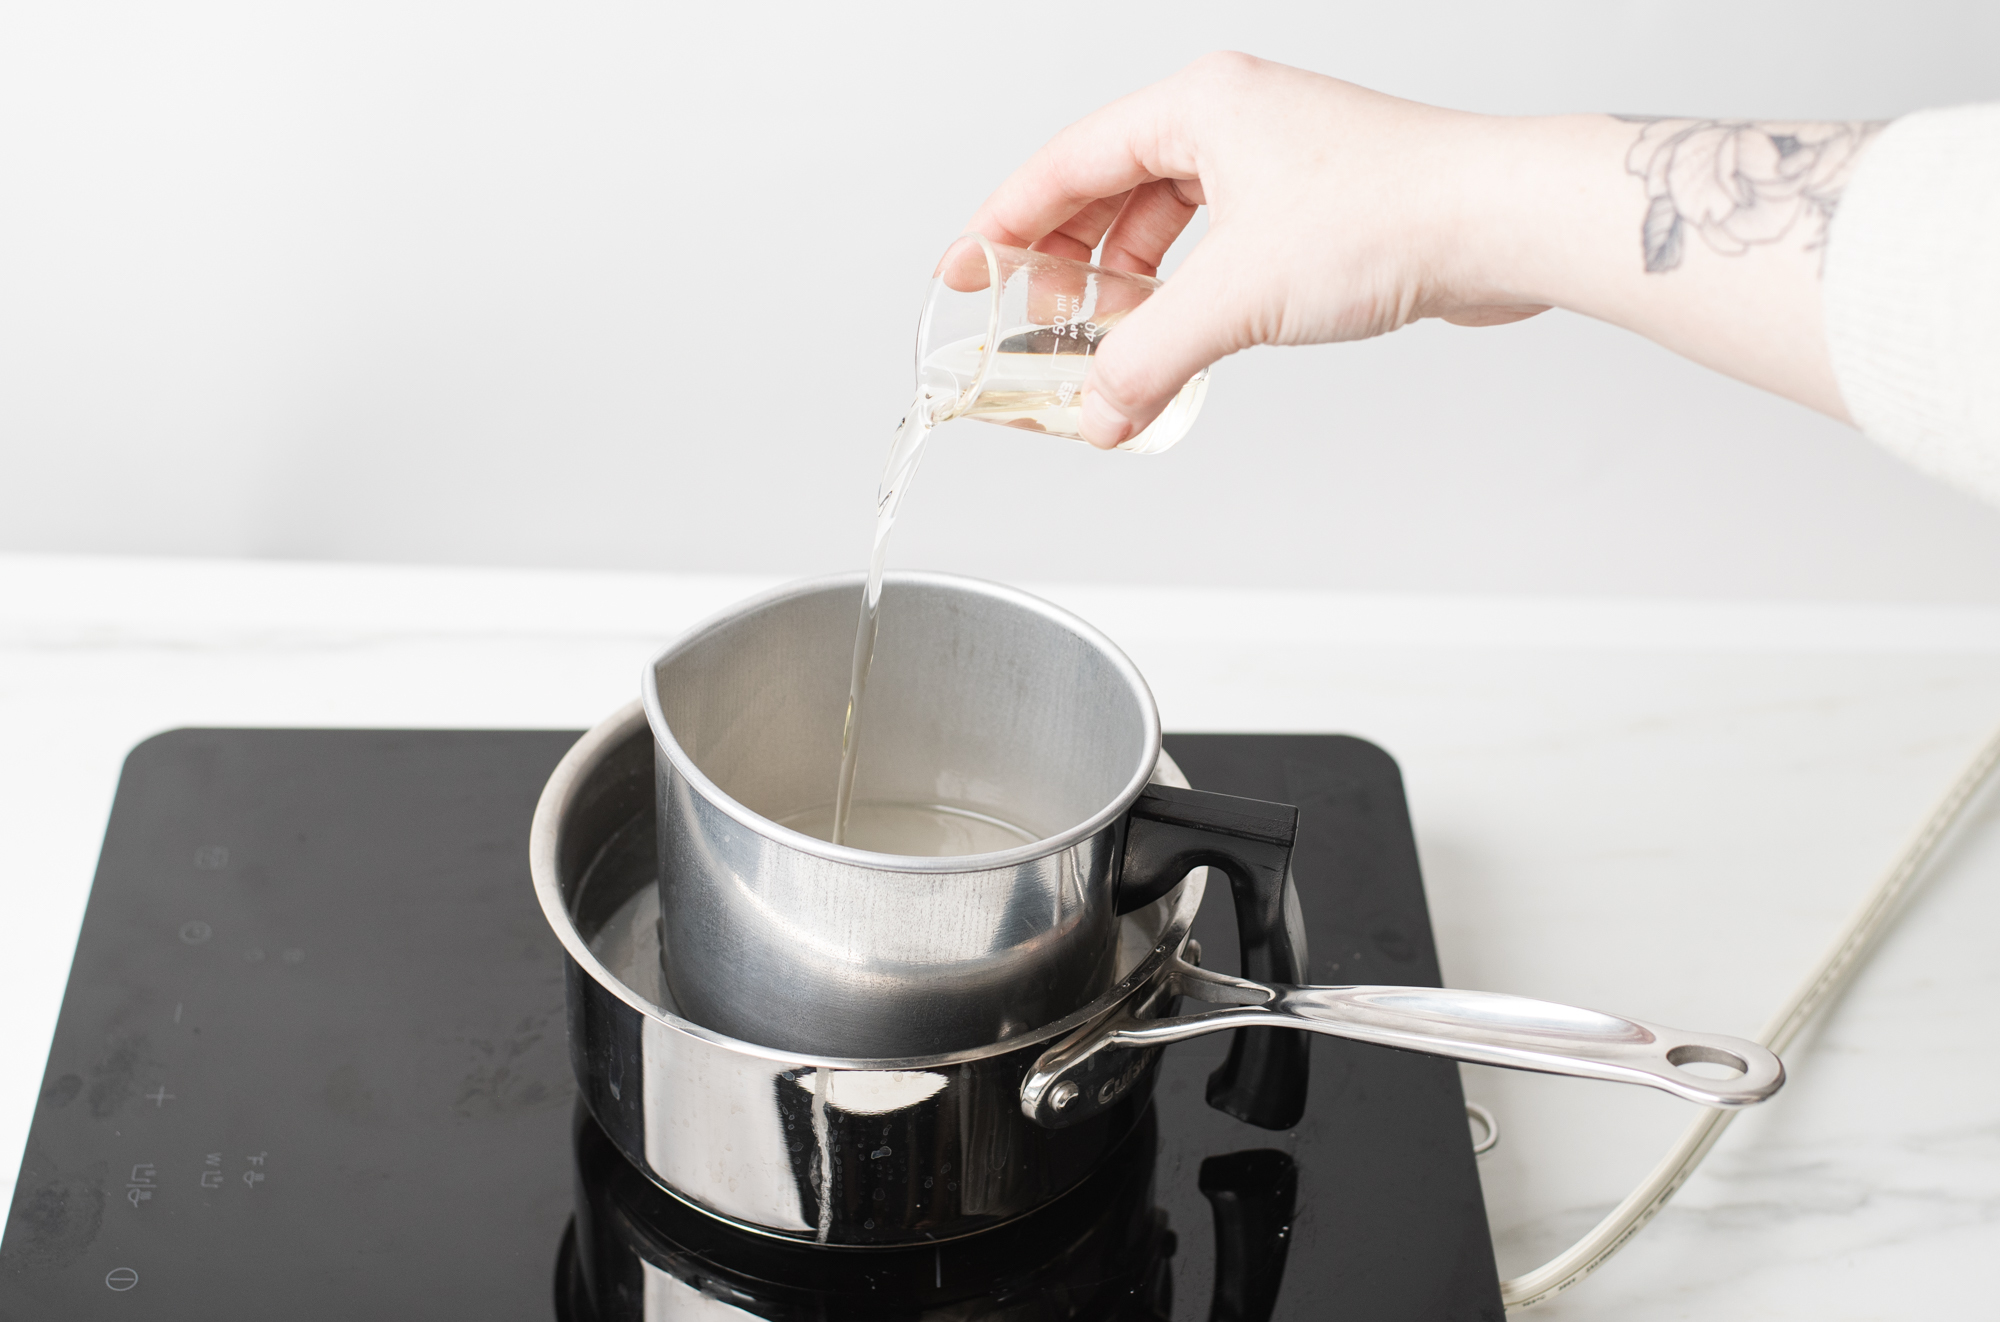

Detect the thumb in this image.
[1079,241,1254,449]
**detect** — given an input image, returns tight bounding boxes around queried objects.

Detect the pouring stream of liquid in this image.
[831,395,942,846]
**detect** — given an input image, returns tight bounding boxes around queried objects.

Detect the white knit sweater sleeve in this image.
[1823,104,2000,505]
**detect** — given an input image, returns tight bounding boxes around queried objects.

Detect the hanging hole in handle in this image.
[1465,1102,1499,1156]
[1666,1043,1749,1080]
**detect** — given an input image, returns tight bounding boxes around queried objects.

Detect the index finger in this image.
[964,72,1203,251]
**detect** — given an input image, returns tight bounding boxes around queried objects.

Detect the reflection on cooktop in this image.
[560,1102,1307,1321]
[559,1102,1187,1320]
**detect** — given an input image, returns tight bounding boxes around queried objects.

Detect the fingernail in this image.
[1080,393,1133,449]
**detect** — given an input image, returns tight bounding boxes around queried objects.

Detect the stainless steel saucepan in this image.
[534,688,1782,1246]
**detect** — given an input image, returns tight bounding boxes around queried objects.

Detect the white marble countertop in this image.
[4,552,1999,1317]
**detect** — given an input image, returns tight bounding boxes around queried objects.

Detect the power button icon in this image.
[104,1266,138,1291]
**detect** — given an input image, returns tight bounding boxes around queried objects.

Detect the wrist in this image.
[1430,113,1632,318]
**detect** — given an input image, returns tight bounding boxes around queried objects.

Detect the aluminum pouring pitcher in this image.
[645,571,1230,1059]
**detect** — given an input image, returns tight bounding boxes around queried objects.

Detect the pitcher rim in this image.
[639,570,1164,876]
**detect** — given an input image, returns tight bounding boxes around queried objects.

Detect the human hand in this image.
[964,53,1547,448]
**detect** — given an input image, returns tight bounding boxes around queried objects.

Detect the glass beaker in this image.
[917,234,1209,454]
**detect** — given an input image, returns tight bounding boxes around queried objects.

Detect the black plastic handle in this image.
[1116,783,1311,1130]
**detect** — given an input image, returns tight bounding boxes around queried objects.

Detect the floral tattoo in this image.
[1620,117,1882,272]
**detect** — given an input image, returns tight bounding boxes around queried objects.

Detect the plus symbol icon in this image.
[144,1087,174,1108]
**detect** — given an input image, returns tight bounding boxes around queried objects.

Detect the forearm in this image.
[1448,113,1879,420]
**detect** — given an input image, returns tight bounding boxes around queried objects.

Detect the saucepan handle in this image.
[1115,783,1312,1129]
[1024,962,1785,1127]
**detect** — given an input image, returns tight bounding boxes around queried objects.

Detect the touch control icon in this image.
[104,1267,138,1292]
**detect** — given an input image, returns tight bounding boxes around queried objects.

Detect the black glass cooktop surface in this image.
[1,729,1502,1320]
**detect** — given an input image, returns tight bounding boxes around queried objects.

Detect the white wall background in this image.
[3,1,1999,602]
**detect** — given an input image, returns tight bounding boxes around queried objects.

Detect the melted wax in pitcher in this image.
[784,801,1037,856]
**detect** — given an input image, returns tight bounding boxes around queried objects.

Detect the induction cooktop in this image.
[0,729,1502,1320]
